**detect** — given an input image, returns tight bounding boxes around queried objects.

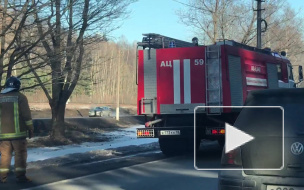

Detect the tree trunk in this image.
[0,0,8,88]
[50,99,66,140]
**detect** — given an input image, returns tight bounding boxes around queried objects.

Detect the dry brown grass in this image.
[29,103,137,118]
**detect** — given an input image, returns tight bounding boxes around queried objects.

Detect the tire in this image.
[218,138,225,147]
[159,138,200,156]
[159,138,187,156]
[186,139,201,153]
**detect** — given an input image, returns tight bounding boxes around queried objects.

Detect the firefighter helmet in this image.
[192,37,198,46]
[1,76,21,94]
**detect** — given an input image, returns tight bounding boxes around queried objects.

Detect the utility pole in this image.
[256,0,263,49]
[116,49,121,121]
[256,0,267,49]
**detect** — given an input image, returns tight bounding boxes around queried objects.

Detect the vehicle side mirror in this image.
[299,66,303,82]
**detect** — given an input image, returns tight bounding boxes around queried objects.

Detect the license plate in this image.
[267,185,304,190]
[160,130,180,136]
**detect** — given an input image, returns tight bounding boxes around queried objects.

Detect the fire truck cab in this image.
[136,33,300,155]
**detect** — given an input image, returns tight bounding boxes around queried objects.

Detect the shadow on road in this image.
[195,140,223,169]
[0,140,222,190]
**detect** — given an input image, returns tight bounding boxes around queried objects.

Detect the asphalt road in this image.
[26,156,219,190]
[0,141,222,190]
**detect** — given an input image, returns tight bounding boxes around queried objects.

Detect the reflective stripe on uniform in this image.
[14,102,20,133]
[0,103,1,134]
[0,96,18,103]
[0,168,9,173]
[0,96,25,140]
[0,131,27,139]
[15,168,26,172]
[25,120,33,126]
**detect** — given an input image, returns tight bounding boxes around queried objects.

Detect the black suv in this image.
[218,88,304,190]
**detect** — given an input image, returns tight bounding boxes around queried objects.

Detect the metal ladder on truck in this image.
[205,45,222,114]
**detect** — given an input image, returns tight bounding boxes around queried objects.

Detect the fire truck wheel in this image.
[159,138,200,156]
[187,139,201,152]
[217,138,225,147]
[159,138,187,156]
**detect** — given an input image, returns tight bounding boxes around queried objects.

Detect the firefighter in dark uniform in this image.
[0,76,34,183]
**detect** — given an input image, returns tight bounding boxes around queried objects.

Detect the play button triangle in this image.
[225,123,255,153]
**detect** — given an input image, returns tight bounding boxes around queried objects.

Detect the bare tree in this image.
[176,0,304,80]
[176,0,302,46]
[176,0,245,43]
[31,0,136,140]
[0,0,53,88]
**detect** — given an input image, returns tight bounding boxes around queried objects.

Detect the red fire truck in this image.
[136,33,301,155]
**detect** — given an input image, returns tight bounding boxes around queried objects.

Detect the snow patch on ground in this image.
[26,125,157,163]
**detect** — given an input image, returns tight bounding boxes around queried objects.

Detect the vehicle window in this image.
[288,65,293,80]
[234,107,283,137]
[277,64,283,80]
[241,95,304,137]
[283,103,304,135]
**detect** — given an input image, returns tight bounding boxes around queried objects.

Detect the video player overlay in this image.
[194,106,284,170]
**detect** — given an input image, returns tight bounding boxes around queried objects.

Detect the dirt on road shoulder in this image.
[30,116,145,148]
[27,103,142,148]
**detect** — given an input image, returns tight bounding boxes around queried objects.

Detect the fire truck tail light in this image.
[219,129,225,134]
[206,128,225,135]
[137,129,155,138]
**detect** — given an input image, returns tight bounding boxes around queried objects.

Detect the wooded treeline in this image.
[25,39,138,105]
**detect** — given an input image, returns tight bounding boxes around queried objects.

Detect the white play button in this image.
[225,123,255,153]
